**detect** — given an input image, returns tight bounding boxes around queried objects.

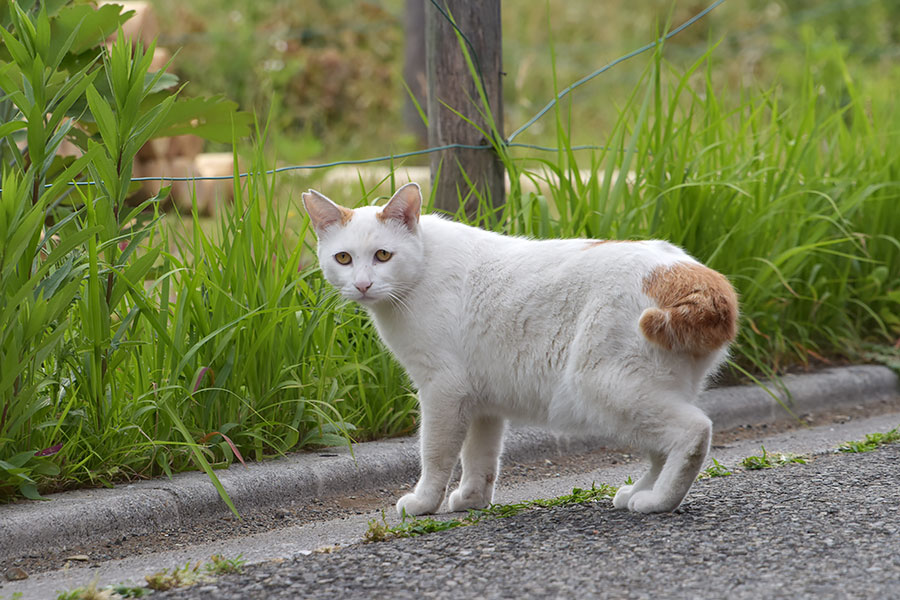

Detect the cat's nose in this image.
[355,281,373,294]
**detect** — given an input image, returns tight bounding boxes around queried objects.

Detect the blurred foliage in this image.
[0,0,252,181]
[147,0,900,161]
[151,0,407,159]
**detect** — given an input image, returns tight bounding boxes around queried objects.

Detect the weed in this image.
[837,428,900,453]
[108,587,152,599]
[54,577,137,600]
[741,446,808,470]
[55,556,241,599]
[206,553,246,575]
[698,458,732,480]
[365,483,616,543]
[860,344,900,375]
[145,554,244,591]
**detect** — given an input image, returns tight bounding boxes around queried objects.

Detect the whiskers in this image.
[386,283,416,317]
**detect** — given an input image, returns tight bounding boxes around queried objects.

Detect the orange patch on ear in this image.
[338,205,353,225]
[640,262,738,356]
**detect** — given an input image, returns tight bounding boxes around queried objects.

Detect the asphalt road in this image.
[153,440,900,599]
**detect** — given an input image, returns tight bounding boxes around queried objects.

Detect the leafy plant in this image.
[837,428,900,453]
[145,554,244,591]
[698,458,732,480]
[0,1,249,504]
[740,446,808,470]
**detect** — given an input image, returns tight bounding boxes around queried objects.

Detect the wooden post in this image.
[403,0,427,146]
[426,0,504,216]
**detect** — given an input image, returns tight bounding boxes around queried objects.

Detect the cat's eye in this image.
[375,249,393,262]
[334,252,352,265]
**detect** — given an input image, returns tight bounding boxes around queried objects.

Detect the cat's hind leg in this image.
[612,451,664,509]
[627,401,711,513]
[448,415,506,512]
[396,387,469,517]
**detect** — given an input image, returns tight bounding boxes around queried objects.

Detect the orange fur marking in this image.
[338,205,353,225]
[640,262,738,356]
[583,240,644,249]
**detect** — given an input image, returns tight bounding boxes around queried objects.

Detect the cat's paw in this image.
[396,492,441,517]
[448,487,491,512]
[612,485,635,510]
[627,490,679,513]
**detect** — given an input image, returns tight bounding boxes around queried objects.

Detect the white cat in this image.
[303,183,738,516]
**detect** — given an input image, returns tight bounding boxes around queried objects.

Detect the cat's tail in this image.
[639,261,738,356]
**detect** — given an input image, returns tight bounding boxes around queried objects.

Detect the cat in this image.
[303,182,738,516]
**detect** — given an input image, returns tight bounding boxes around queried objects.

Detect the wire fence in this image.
[0,0,728,194]
[21,0,900,191]
[14,0,883,193]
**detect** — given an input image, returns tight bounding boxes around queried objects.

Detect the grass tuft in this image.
[698,458,732,480]
[740,446,808,470]
[837,428,900,453]
[365,483,617,543]
[144,554,245,591]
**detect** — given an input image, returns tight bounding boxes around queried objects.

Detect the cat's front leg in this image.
[448,415,505,512]
[612,451,664,509]
[397,387,469,517]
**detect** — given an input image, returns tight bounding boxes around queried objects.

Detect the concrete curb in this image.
[1,365,897,564]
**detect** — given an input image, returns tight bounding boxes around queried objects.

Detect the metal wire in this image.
[4,0,725,192]
[506,0,727,143]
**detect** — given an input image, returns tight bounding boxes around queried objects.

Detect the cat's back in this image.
[414,220,735,364]
[463,234,693,301]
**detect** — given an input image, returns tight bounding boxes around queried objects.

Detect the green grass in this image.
[740,446,808,470]
[698,458,732,480]
[2,3,900,504]
[836,427,900,453]
[57,581,152,599]
[56,554,245,599]
[365,483,617,543]
[144,554,245,591]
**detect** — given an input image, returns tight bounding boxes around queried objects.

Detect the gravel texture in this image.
[154,443,900,599]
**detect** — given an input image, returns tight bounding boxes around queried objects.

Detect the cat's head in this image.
[302,183,426,306]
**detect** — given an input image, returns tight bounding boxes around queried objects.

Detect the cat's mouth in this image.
[346,288,383,304]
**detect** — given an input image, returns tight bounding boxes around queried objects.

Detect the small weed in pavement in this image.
[56,579,150,599]
[837,427,900,453]
[365,483,617,543]
[145,554,245,591]
[741,446,807,470]
[698,458,732,480]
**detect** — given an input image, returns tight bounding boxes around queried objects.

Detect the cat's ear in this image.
[302,189,353,235]
[378,183,421,232]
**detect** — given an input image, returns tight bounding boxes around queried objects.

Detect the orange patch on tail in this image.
[640,262,738,356]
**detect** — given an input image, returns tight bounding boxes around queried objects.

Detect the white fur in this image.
[304,183,729,516]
